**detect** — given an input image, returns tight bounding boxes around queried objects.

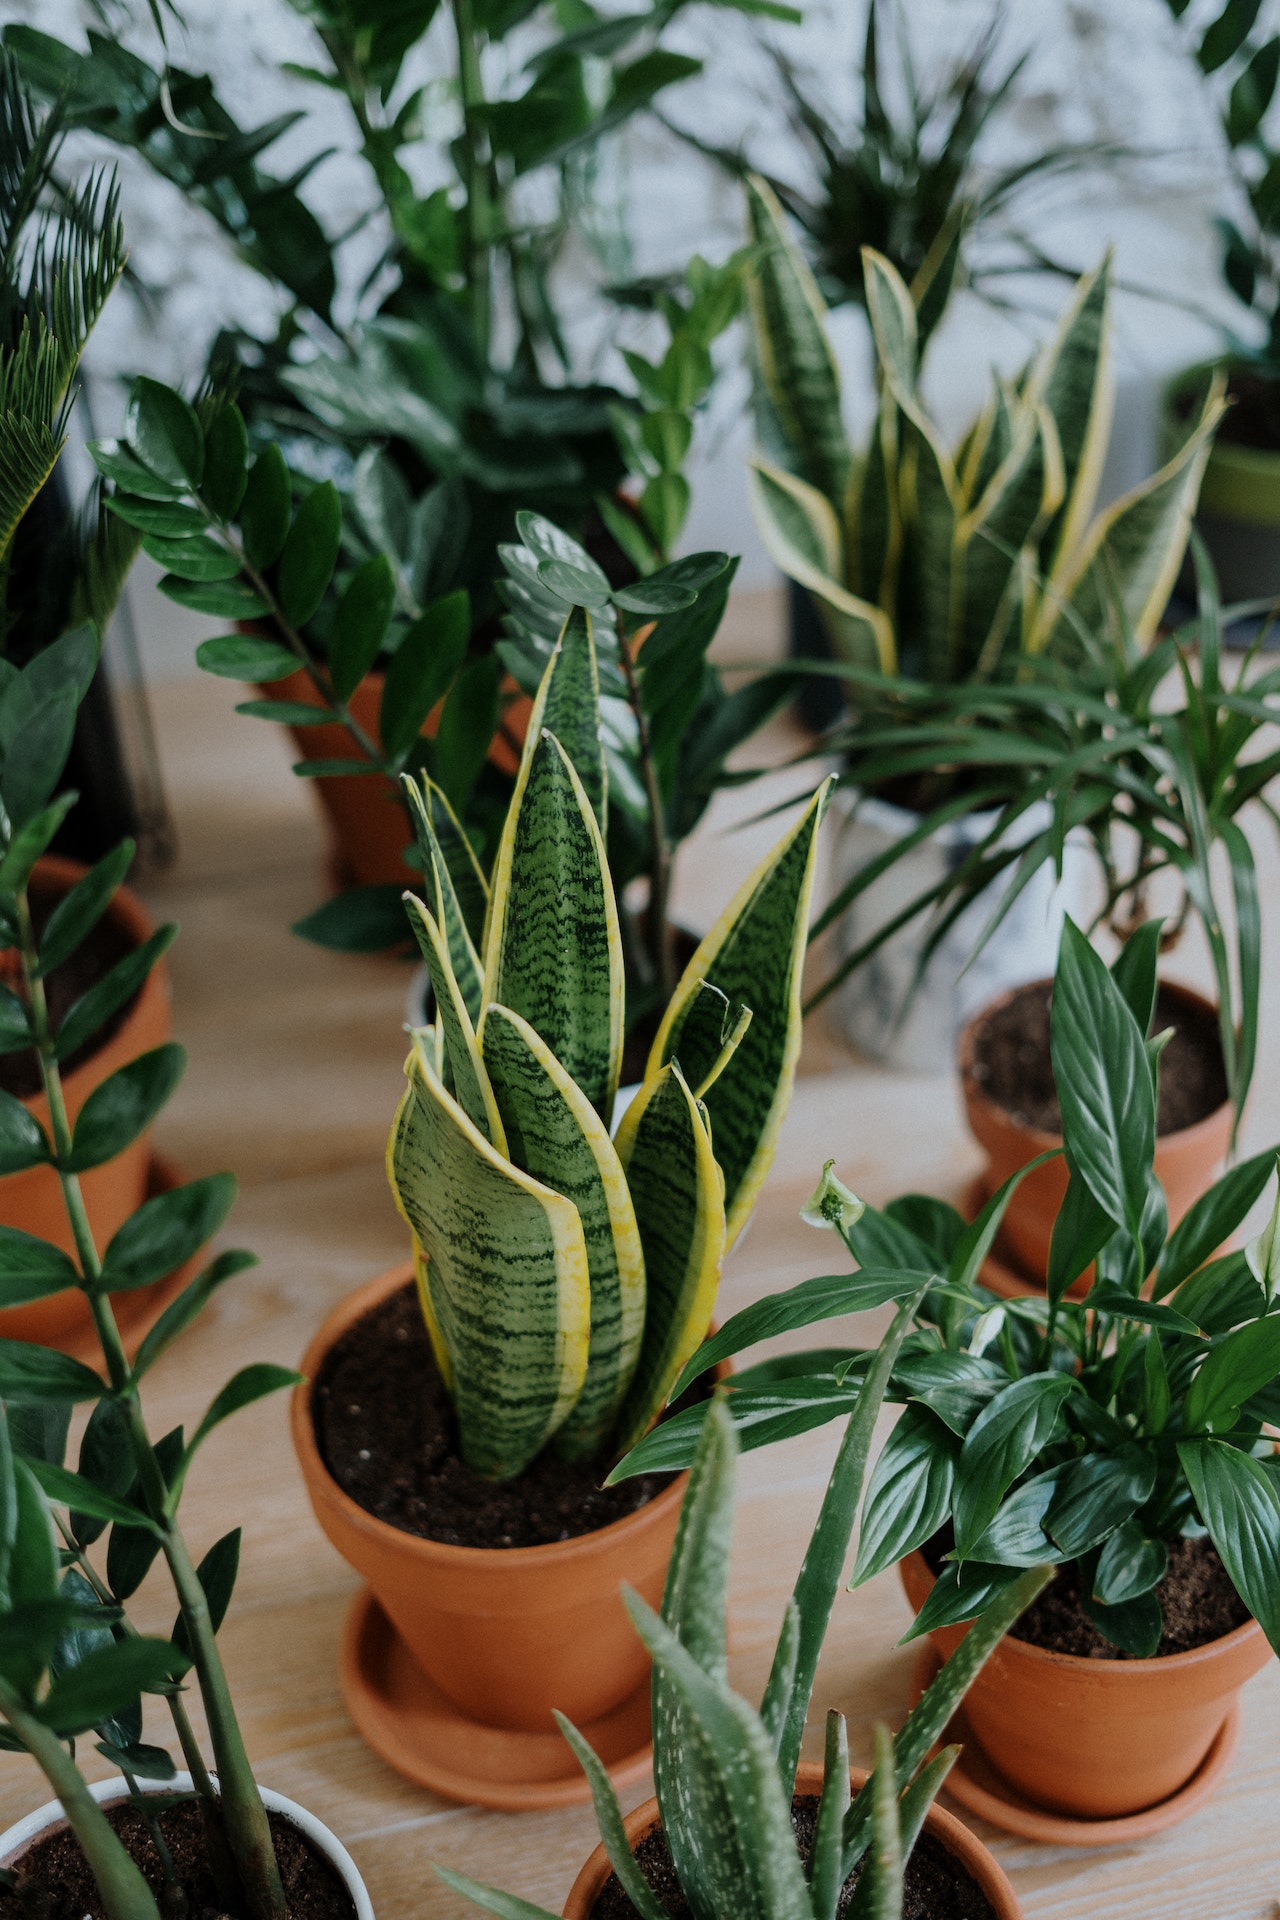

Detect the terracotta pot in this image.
[959,976,1234,1287]
[0,856,171,1345]
[293,1262,698,1737]
[266,668,531,891]
[0,1773,373,1920]
[900,1550,1270,1819]
[561,1759,1022,1919]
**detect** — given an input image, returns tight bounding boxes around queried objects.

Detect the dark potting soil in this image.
[969,980,1226,1137]
[0,875,139,1099]
[0,1800,355,1920]
[313,1282,683,1548]
[589,1795,995,1920]
[923,1530,1249,1659]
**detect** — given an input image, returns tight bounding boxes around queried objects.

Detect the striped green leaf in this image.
[643,781,832,1247]
[483,729,623,1119]
[953,405,1063,676]
[388,1047,590,1478]
[1031,254,1112,570]
[745,175,851,505]
[748,463,893,672]
[481,1004,644,1460]
[402,903,503,1145]
[403,773,486,1015]
[612,1063,726,1456]
[533,605,607,833]
[630,1587,813,1920]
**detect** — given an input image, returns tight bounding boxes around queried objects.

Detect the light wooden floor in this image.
[5,639,1280,1920]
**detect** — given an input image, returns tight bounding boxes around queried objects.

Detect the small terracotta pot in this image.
[293,1262,697,1737]
[0,856,171,1345]
[0,1773,373,1920]
[561,1759,1022,1919]
[960,977,1234,1287]
[267,668,531,891]
[900,1550,1270,1819]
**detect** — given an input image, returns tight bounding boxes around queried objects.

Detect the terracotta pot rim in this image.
[562,1762,1020,1918]
[901,1549,1264,1674]
[957,974,1232,1151]
[25,855,157,1096]
[292,1261,690,1572]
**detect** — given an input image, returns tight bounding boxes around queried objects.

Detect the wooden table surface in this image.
[5,645,1279,1920]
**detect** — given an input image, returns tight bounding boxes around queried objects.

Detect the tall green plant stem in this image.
[616,622,675,1000]
[0,1673,162,1920]
[15,891,287,1920]
[451,0,493,361]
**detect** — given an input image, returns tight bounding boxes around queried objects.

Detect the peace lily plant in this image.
[387,601,828,1479]
[439,1344,1048,1918]
[627,917,1280,1666]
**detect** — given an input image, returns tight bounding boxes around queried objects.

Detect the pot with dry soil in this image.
[961,975,1232,1289]
[0,1776,372,1920]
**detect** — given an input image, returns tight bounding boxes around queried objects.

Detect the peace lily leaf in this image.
[611,1062,726,1455]
[898,1559,1026,1641]
[1156,1151,1277,1300]
[1184,1315,1280,1431]
[483,729,622,1120]
[852,1405,960,1586]
[1178,1440,1280,1655]
[1044,1448,1157,1557]
[1094,1520,1167,1605]
[388,1044,590,1478]
[1244,1163,1280,1303]
[645,781,831,1247]
[481,1005,644,1460]
[1050,919,1152,1247]
[952,1373,1075,1558]
[967,1467,1064,1568]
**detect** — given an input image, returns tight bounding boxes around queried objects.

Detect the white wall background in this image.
[25,0,1265,676]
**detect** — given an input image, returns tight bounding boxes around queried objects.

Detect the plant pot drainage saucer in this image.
[49,1153,203,1368]
[909,1644,1240,1844]
[340,1588,655,1812]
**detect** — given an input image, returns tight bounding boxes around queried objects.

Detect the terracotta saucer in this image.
[909,1644,1241,1845]
[341,1588,655,1812]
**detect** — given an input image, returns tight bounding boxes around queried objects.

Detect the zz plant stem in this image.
[13,885,287,1920]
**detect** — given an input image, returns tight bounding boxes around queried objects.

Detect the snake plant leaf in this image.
[1028,381,1227,655]
[861,247,918,414]
[1031,252,1112,569]
[952,404,1064,677]
[387,1046,590,1479]
[745,174,851,506]
[402,773,486,1011]
[611,1063,726,1456]
[481,1004,644,1460]
[630,1589,814,1920]
[644,780,832,1247]
[748,463,894,673]
[850,391,901,615]
[402,906,504,1147]
[483,728,623,1119]
[530,604,607,834]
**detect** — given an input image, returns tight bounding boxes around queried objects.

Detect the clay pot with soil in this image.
[0,854,181,1354]
[0,1778,372,1920]
[563,1763,1021,1920]
[960,976,1232,1290]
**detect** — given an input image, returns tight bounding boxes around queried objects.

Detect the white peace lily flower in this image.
[967,1305,1006,1359]
[801,1160,865,1233]
[1245,1167,1280,1303]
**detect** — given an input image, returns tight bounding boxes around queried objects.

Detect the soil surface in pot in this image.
[0,1801,355,1920]
[314,1281,688,1548]
[970,981,1226,1136]
[923,1530,1249,1659]
[590,1794,995,1919]
[0,877,139,1099]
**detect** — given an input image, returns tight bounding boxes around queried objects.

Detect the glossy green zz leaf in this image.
[141,533,240,580]
[169,1527,241,1674]
[101,1171,236,1292]
[0,1341,104,1401]
[0,1228,79,1307]
[160,575,269,620]
[201,404,248,522]
[379,590,469,763]
[67,1044,185,1171]
[41,1637,178,1737]
[239,444,292,572]
[0,1090,48,1175]
[196,633,298,682]
[125,379,203,488]
[277,481,342,629]
[36,841,134,978]
[330,552,396,704]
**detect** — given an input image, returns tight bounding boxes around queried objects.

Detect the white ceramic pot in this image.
[828,789,1091,1072]
[0,1773,373,1920]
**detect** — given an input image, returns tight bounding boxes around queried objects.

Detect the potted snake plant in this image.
[623,917,1280,1836]
[290,598,829,1810]
[744,175,1223,1069]
[439,1357,1045,1918]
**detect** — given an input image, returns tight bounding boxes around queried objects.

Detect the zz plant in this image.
[388,602,826,1478]
[627,917,1280,1663]
[438,1355,1049,1916]
[746,179,1222,681]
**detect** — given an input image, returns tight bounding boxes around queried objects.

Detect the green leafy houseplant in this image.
[386,595,826,1478]
[0,621,303,1920]
[438,1367,1048,1918]
[811,541,1279,1127]
[625,916,1280,1669]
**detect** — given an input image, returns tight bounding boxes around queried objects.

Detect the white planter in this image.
[0,1773,373,1920]
[827,789,1091,1072]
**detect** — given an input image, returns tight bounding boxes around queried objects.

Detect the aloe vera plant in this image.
[388,601,828,1480]
[437,1363,1049,1916]
[746,175,1224,682]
